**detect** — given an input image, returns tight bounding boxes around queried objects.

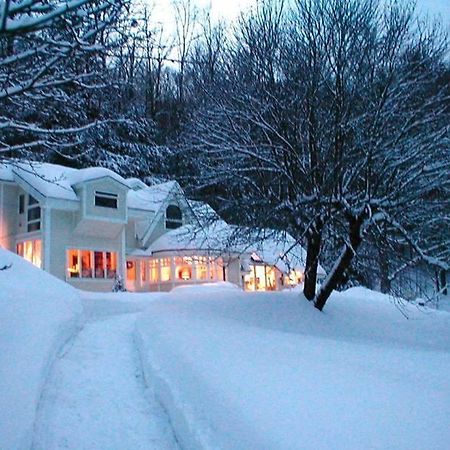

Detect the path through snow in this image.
[32,312,179,450]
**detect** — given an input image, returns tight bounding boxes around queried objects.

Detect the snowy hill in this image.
[0,249,82,450]
[136,286,450,450]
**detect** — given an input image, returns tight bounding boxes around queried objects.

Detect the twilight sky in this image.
[151,0,450,30]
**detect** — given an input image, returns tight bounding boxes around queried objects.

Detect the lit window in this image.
[160,257,171,282]
[126,260,136,281]
[81,250,92,278]
[141,260,147,283]
[195,256,208,280]
[16,239,42,268]
[175,256,192,281]
[149,259,159,283]
[106,252,117,279]
[94,251,104,278]
[95,191,118,209]
[67,249,118,280]
[67,249,80,278]
[165,205,182,229]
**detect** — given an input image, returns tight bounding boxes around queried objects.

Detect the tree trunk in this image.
[379,243,391,294]
[303,219,323,301]
[314,216,363,311]
[440,270,447,295]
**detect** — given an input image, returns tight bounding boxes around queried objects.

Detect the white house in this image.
[0,161,325,292]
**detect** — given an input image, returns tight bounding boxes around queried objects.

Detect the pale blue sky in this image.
[152,0,450,28]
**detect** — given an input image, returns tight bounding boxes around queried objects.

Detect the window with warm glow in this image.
[141,260,147,283]
[194,256,207,280]
[67,250,117,279]
[126,260,136,281]
[16,239,42,268]
[106,252,117,278]
[175,256,192,281]
[149,259,159,283]
[81,250,92,278]
[160,257,171,282]
[67,249,80,277]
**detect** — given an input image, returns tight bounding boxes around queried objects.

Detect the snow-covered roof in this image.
[70,167,129,188]
[3,162,129,201]
[127,181,179,211]
[12,162,79,200]
[125,178,148,191]
[0,164,14,182]
[0,161,182,213]
[141,222,325,275]
[188,200,220,225]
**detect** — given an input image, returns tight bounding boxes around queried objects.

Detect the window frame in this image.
[94,191,118,209]
[16,239,42,268]
[67,249,118,280]
[165,204,183,229]
[18,194,25,214]
[27,195,41,232]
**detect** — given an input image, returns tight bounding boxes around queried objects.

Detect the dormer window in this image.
[165,205,182,229]
[95,191,118,209]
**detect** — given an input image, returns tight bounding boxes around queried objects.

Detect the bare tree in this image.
[0,0,128,159]
[184,0,450,310]
[172,0,198,103]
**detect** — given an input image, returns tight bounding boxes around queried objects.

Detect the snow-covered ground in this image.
[32,313,178,450]
[0,250,177,450]
[1,249,449,450]
[136,286,450,450]
[0,249,82,450]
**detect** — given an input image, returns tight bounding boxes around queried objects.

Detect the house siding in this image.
[0,183,18,250]
[49,209,124,290]
[82,179,128,223]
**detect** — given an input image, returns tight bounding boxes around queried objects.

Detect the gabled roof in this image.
[127,181,179,212]
[187,200,220,226]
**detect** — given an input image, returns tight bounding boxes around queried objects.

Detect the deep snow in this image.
[1,251,449,450]
[136,286,450,450]
[0,249,82,450]
[32,313,178,450]
[0,250,177,450]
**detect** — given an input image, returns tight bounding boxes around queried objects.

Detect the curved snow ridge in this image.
[134,291,450,450]
[135,325,214,450]
[135,307,268,450]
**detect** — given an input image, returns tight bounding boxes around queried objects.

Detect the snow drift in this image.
[0,249,82,450]
[136,286,450,450]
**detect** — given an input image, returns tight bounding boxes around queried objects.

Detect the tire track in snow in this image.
[32,313,179,450]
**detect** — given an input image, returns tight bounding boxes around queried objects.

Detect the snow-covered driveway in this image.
[32,312,179,450]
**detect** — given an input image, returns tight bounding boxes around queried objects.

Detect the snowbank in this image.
[0,249,82,450]
[136,285,450,450]
[79,290,170,319]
